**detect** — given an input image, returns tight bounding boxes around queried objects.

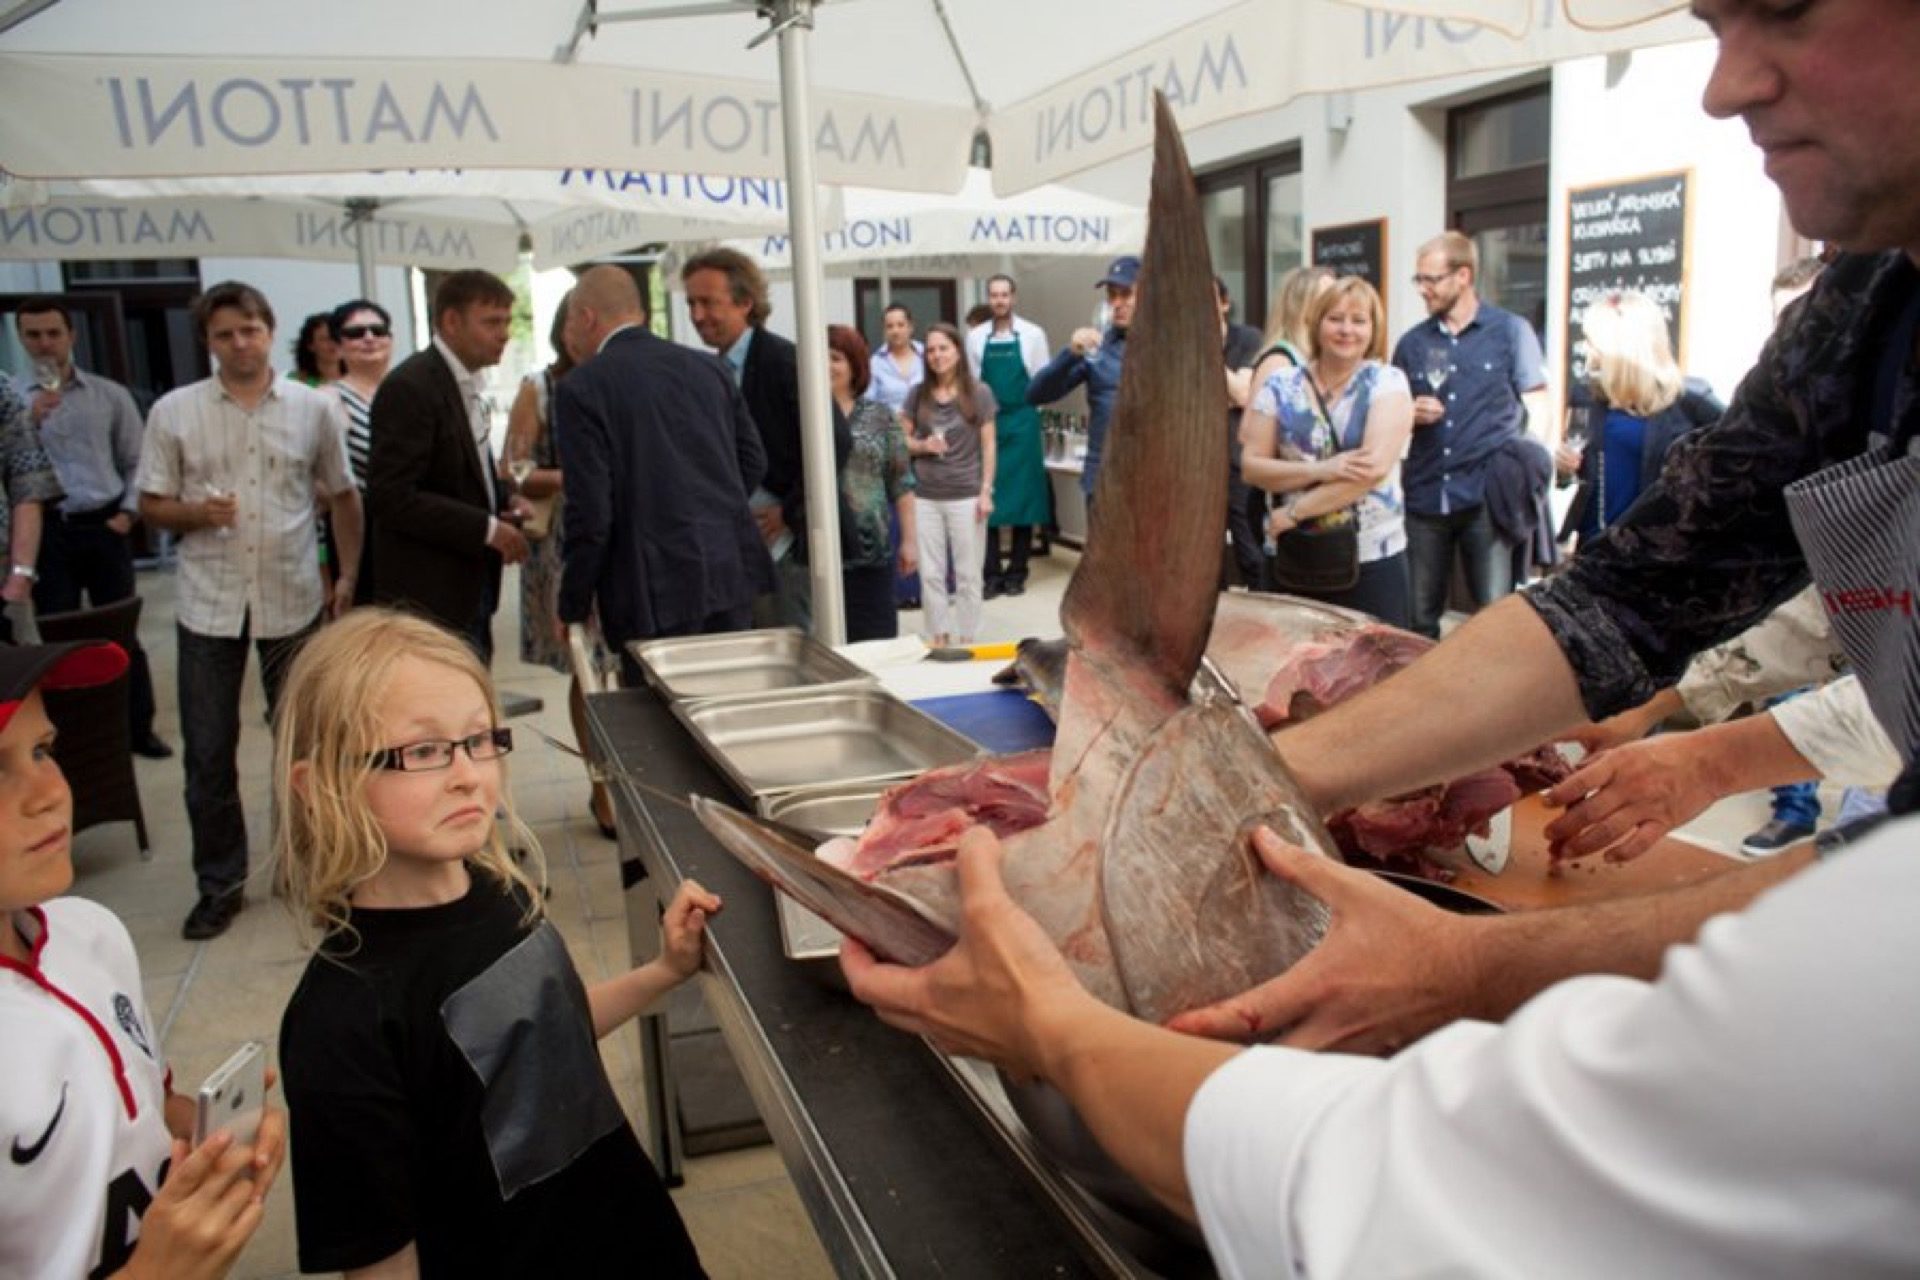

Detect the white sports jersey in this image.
[2,898,171,1280]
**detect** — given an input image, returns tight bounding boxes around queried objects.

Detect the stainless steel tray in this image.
[629,628,874,704]
[759,784,892,962]
[672,687,981,801]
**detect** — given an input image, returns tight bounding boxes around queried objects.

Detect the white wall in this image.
[1547,42,1778,407]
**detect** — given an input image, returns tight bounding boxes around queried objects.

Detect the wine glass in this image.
[1423,347,1452,396]
[31,357,61,393]
[199,478,234,539]
[507,455,536,490]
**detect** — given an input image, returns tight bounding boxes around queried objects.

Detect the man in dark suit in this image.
[367,270,528,662]
[679,247,849,632]
[555,266,773,681]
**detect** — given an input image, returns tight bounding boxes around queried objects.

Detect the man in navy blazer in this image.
[368,270,528,663]
[554,266,773,680]
[680,247,850,631]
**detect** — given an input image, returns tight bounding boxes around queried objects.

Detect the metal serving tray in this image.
[673,687,981,802]
[758,784,892,962]
[629,628,874,704]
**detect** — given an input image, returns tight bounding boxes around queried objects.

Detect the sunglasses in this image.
[339,324,391,340]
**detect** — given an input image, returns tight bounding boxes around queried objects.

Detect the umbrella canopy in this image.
[0,1,1705,194]
[0,168,821,273]
[659,166,1144,280]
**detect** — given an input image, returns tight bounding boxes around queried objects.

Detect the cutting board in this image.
[1450,793,1742,912]
[910,690,1057,755]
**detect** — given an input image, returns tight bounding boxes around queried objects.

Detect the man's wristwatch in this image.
[10,564,37,582]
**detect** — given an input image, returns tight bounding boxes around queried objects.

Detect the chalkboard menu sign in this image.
[1311,218,1388,312]
[1563,169,1691,393]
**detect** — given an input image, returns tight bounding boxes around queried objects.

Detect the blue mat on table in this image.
[911,690,1057,754]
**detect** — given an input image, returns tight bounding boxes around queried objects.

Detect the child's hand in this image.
[119,1129,269,1280]
[660,879,724,980]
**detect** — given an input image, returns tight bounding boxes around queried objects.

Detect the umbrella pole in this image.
[769,0,846,645]
[347,197,379,302]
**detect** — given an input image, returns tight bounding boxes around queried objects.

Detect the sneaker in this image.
[181,892,244,941]
[131,732,174,760]
[1740,818,1814,856]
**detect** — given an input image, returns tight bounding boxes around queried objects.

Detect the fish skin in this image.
[695,95,1340,1017]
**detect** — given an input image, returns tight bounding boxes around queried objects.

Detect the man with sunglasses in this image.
[1391,232,1548,638]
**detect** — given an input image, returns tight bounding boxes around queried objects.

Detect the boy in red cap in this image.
[0,640,286,1278]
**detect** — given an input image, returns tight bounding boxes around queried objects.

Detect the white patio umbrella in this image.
[658,166,1145,281]
[2,167,822,288]
[0,0,1708,642]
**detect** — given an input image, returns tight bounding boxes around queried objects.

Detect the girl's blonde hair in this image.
[1304,274,1388,363]
[271,608,545,947]
[1582,290,1684,418]
[1263,264,1336,355]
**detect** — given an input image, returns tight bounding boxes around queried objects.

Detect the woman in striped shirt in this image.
[327,298,394,605]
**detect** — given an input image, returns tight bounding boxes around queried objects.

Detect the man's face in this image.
[988,280,1015,320]
[440,301,512,371]
[684,269,751,350]
[1106,284,1137,330]
[205,306,274,383]
[0,692,76,917]
[1697,0,1920,253]
[1414,253,1468,318]
[16,311,74,371]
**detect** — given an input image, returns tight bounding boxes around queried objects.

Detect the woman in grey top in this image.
[900,322,996,646]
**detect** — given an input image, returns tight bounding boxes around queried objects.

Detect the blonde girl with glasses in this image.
[271,609,714,1278]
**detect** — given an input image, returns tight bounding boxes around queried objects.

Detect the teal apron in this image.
[980,334,1051,528]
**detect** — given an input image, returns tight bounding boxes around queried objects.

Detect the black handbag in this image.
[1264,373,1361,592]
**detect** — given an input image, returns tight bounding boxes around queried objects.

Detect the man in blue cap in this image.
[1028,254,1139,504]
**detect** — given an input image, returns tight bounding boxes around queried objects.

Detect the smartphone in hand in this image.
[194,1041,267,1148]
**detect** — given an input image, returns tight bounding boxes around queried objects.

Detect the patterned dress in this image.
[518,371,570,672]
[0,377,65,565]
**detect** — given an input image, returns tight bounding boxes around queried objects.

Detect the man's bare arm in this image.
[1275,595,1588,813]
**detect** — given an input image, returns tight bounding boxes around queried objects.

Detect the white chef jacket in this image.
[1184,817,1920,1279]
[1772,673,1902,787]
[965,315,1050,380]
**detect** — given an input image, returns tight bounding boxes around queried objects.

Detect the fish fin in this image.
[692,796,955,967]
[1060,93,1227,706]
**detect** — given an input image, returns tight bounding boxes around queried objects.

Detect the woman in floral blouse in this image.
[827,325,917,641]
[1241,275,1414,625]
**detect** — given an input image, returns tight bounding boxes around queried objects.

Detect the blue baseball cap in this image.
[1095,255,1141,290]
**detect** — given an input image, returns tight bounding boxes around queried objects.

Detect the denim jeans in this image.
[177,612,317,898]
[1405,505,1515,638]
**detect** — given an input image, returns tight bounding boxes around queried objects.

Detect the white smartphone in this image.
[194,1041,267,1148]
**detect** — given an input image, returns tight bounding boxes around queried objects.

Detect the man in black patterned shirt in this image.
[1170,0,1920,1055]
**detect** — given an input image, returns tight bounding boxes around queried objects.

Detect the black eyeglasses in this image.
[369,727,512,772]
[339,324,391,340]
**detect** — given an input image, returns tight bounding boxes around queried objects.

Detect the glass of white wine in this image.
[507,455,536,489]
[1423,347,1452,397]
[31,358,61,394]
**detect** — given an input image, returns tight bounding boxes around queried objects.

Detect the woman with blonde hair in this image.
[1232,265,1337,584]
[1559,290,1722,546]
[272,608,714,1277]
[1241,274,1414,624]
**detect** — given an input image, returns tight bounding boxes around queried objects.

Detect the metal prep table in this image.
[587,686,1209,1279]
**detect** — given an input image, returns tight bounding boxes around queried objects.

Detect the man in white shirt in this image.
[845,823,1920,1278]
[137,280,361,941]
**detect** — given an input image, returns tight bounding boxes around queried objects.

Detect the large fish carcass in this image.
[697,95,1337,1027]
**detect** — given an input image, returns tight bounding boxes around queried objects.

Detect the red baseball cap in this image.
[0,641,129,735]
